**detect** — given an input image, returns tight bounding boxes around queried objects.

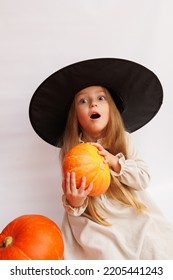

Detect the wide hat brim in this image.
[29,58,163,147]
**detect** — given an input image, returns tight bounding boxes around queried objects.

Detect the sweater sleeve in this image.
[111,132,151,191]
[62,194,88,216]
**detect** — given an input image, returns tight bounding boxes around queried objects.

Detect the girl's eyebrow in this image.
[75,89,106,99]
[75,93,86,100]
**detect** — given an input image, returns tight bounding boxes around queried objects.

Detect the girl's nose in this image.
[90,100,97,107]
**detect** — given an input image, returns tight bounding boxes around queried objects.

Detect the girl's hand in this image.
[90,142,121,173]
[62,172,93,208]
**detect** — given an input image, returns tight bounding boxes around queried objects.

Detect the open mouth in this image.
[90,113,101,119]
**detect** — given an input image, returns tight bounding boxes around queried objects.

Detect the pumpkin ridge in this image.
[64,156,104,167]
[64,163,94,172]
[80,147,100,158]
[65,144,99,158]
[55,249,61,260]
[13,244,31,260]
[91,168,107,184]
[64,160,99,169]
[65,154,101,160]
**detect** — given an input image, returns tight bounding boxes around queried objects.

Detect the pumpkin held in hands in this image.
[0,214,64,260]
[63,143,111,196]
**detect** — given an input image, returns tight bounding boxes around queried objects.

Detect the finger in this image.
[98,150,107,156]
[90,143,107,157]
[89,142,103,151]
[85,182,93,195]
[81,175,86,187]
[103,155,109,163]
[70,172,77,192]
[78,176,86,193]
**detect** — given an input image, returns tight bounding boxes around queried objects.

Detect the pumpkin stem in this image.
[0,236,13,248]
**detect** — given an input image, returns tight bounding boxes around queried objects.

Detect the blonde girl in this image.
[29,58,173,259]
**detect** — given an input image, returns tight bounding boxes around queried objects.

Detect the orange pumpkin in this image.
[63,143,111,196]
[0,214,64,260]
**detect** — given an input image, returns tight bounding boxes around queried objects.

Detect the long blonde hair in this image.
[59,87,146,225]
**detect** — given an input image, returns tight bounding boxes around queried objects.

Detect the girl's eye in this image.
[79,98,88,104]
[98,96,105,101]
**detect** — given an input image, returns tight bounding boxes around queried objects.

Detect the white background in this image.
[0,0,173,232]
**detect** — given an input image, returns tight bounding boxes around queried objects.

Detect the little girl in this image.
[60,85,173,260]
[29,58,173,259]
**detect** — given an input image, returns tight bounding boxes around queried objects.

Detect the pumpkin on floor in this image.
[63,143,111,196]
[0,214,64,260]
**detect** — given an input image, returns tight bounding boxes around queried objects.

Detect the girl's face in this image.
[75,86,110,141]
